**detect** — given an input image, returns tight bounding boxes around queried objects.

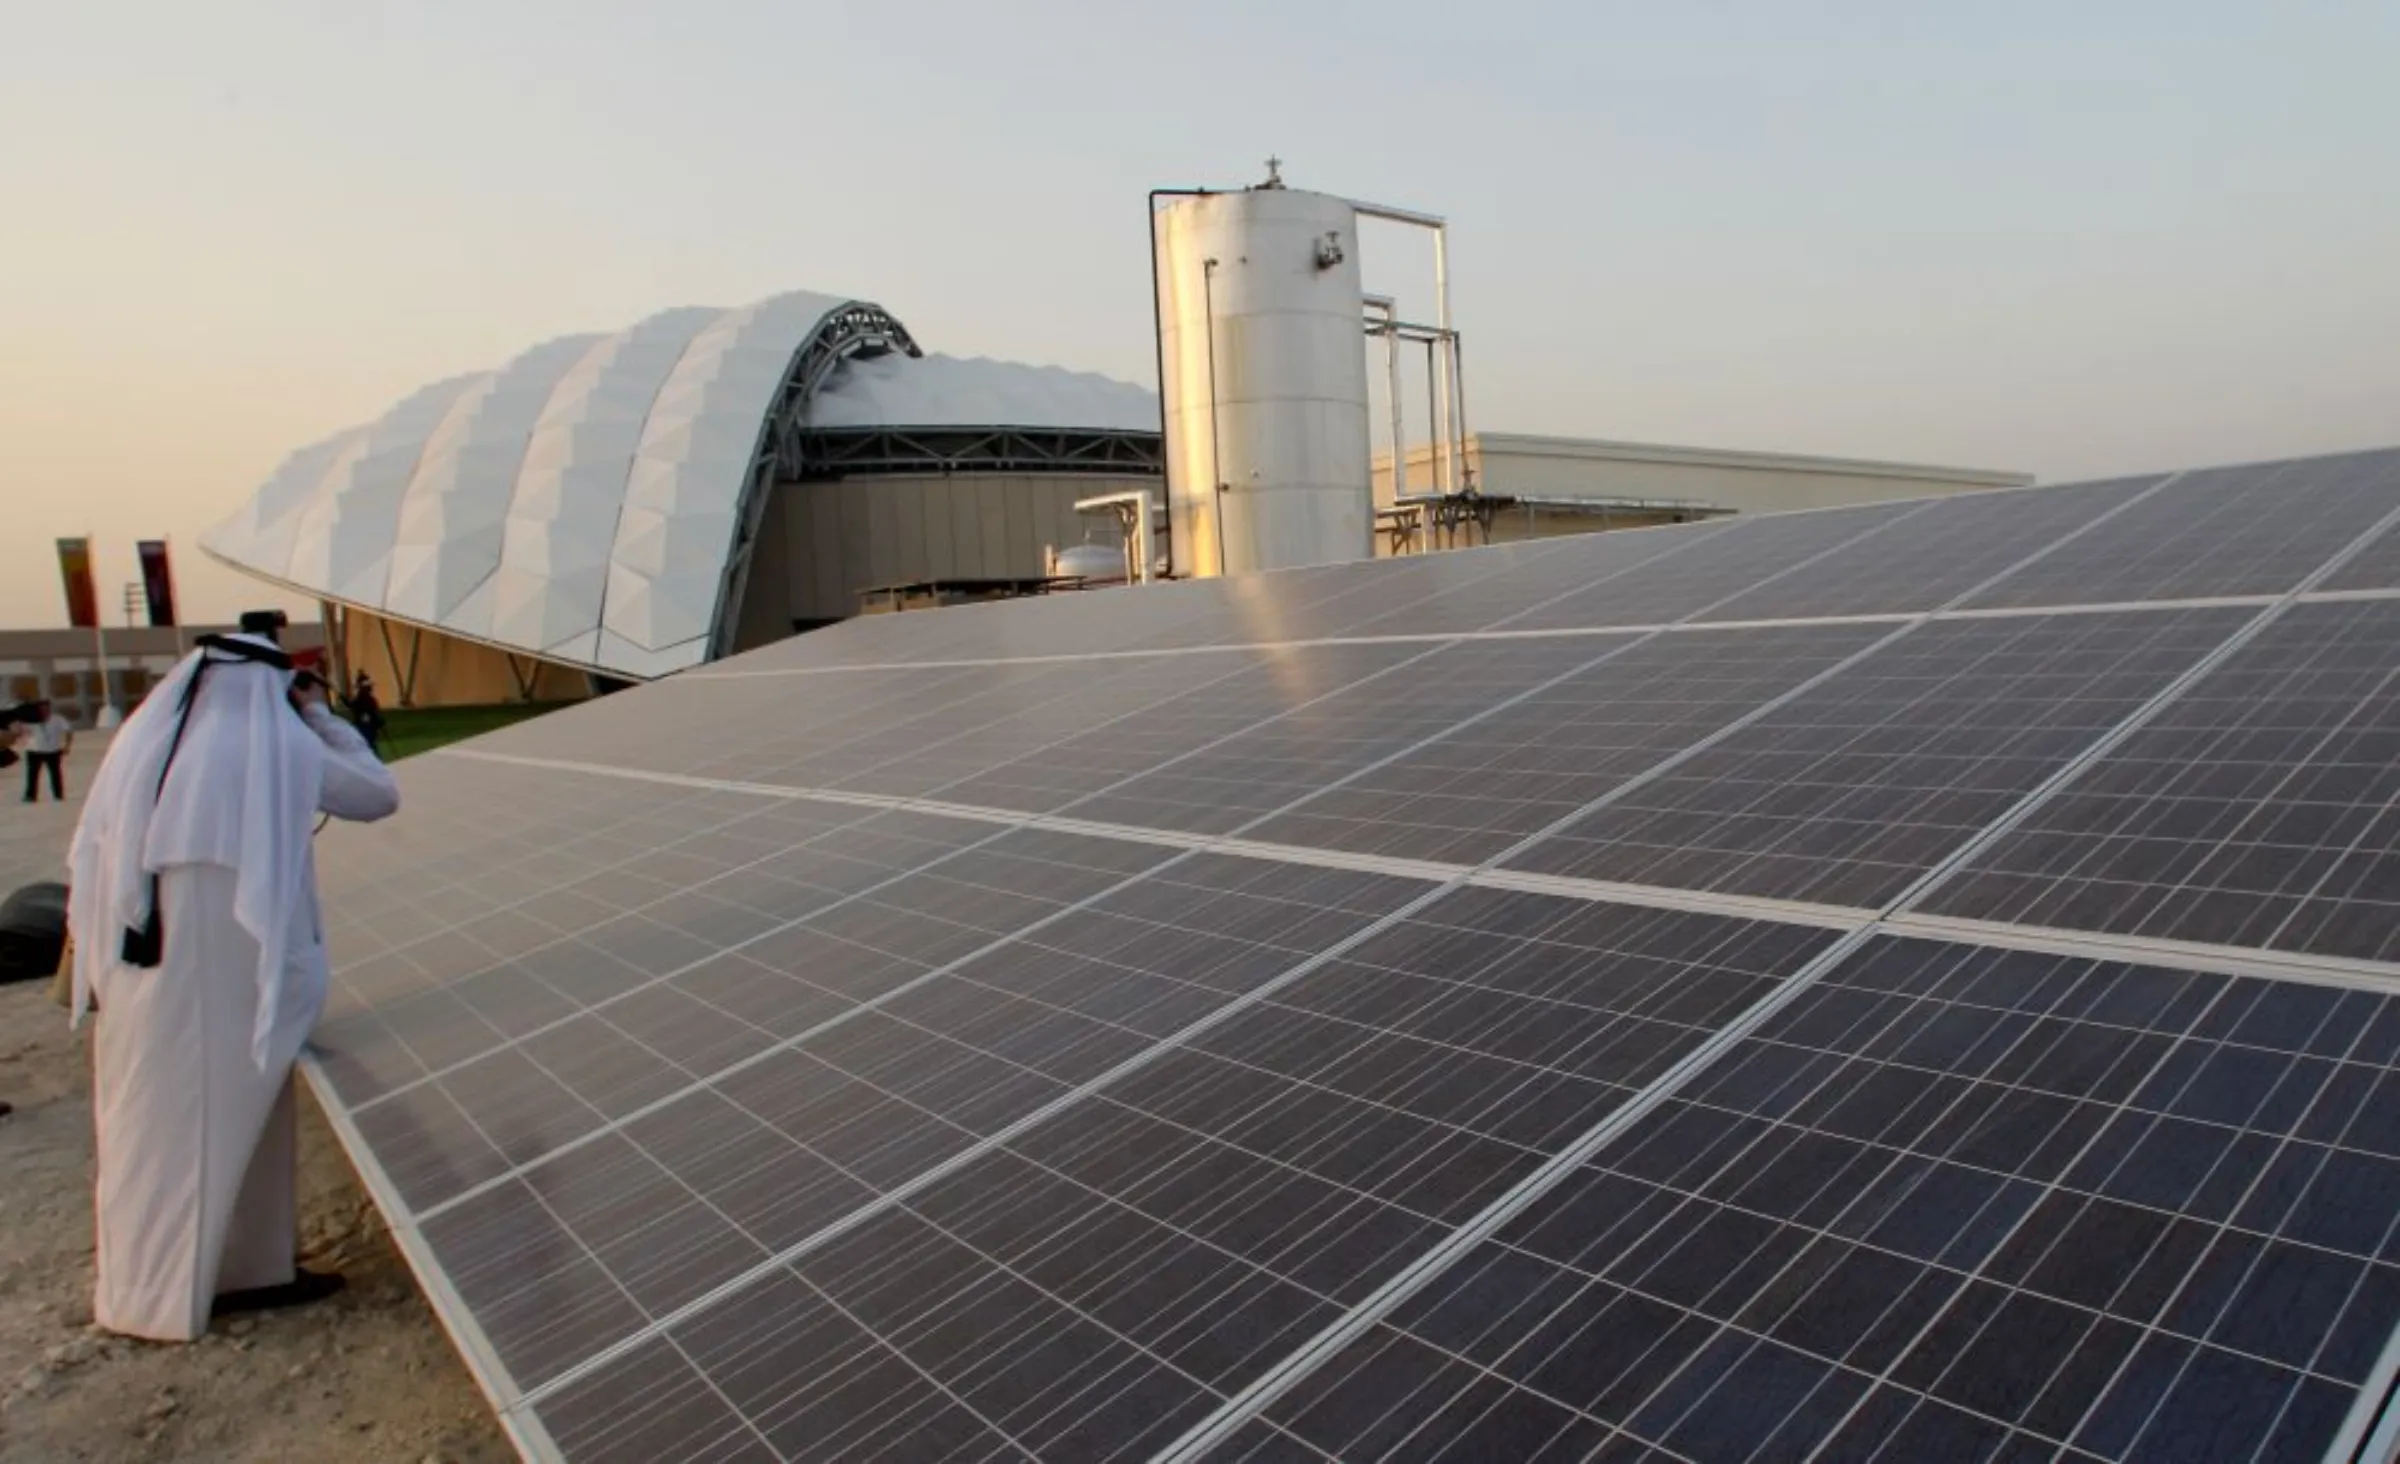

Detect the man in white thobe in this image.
[67,633,399,1341]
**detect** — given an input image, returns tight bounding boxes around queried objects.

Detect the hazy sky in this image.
[3,0,2394,629]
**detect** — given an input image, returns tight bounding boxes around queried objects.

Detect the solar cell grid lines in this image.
[312,798,996,1100]
[1484,499,1926,635]
[1244,938,2400,1463]
[469,655,1199,785]
[310,774,891,1052]
[340,813,1091,1214]
[1504,607,2254,908]
[294,447,2400,1464]
[350,820,1219,1195]
[1054,636,1650,838]
[404,849,1438,1390]
[1691,473,2166,625]
[313,756,768,955]
[2321,455,2400,588]
[1326,522,1739,642]
[1117,540,1571,652]
[1245,622,1891,866]
[909,640,1451,820]
[520,892,1838,1461]
[1923,597,2400,962]
[1959,449,2400,611]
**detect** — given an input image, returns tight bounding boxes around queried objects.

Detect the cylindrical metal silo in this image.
[1155,186,1372,579]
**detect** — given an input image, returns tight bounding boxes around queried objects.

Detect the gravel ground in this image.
[0,740,512,1463]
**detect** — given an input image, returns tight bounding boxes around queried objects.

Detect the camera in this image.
[287,669,328,719]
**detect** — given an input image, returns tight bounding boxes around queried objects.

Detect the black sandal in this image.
[212,1268,346,1317]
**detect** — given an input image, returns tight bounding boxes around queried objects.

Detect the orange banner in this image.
[55,538,98,629]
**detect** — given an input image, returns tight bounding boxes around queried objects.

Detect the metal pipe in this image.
[1387,318,1404,520]
[1341,196,1451,493]
[1364,296,1405,540]
[1433,226,1454,494]
[1423,337,1441,547]
[1147,188,1212,579]
[1345,199,1447,229]
[1202,256,1230,577]
[1451,329,1472,495]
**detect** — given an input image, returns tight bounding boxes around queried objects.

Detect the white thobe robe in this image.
[86,701,397,1341]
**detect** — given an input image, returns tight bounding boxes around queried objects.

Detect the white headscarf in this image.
[67,635,326,1069]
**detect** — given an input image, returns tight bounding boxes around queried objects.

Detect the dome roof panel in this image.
[807,353,1157,433]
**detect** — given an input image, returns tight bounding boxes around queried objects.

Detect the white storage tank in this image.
[1049,541,1128,583]
[1155,183,1372,578]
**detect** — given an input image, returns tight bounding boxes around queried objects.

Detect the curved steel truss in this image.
[794,425,1165,480]
[711,303,926,660]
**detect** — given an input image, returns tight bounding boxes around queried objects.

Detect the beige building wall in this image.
[339,610,587,708]
[0,624,325,726]
[1373,433,2032,524]
[741,473,1159,637]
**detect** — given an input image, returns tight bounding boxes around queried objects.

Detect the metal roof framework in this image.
[710,303,920,662]
[794,425,1164,480]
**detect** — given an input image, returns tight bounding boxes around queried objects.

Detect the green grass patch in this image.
[378,703,562,761]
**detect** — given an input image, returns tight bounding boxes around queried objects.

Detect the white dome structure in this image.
[206,291,931,680]
[208,290,1172,692]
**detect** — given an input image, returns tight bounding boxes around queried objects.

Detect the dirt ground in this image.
[0,749,513,1464]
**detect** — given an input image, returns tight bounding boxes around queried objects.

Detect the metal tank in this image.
[1155,179,1373,578]
[1049,541,1128,583]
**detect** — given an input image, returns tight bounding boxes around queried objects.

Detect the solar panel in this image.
[1244,623,1890,865]
[1503,608,2252,907]
[1691,474,2165,625]
[1923,598,2400,962]
[1228,937,2400,1463]
[1485,502,1922,635]
[296,445,2400,1463]
[1956,453,2400,612]
[523,892,1838,1461]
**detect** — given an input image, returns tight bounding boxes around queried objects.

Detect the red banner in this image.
[55,538,98,629]
[136,540,178,627]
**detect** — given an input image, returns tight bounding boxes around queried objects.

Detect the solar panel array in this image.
[303,447,2400,1464]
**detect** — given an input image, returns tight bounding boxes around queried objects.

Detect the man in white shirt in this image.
[18,699,73,803]
[67,626,400,1339]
